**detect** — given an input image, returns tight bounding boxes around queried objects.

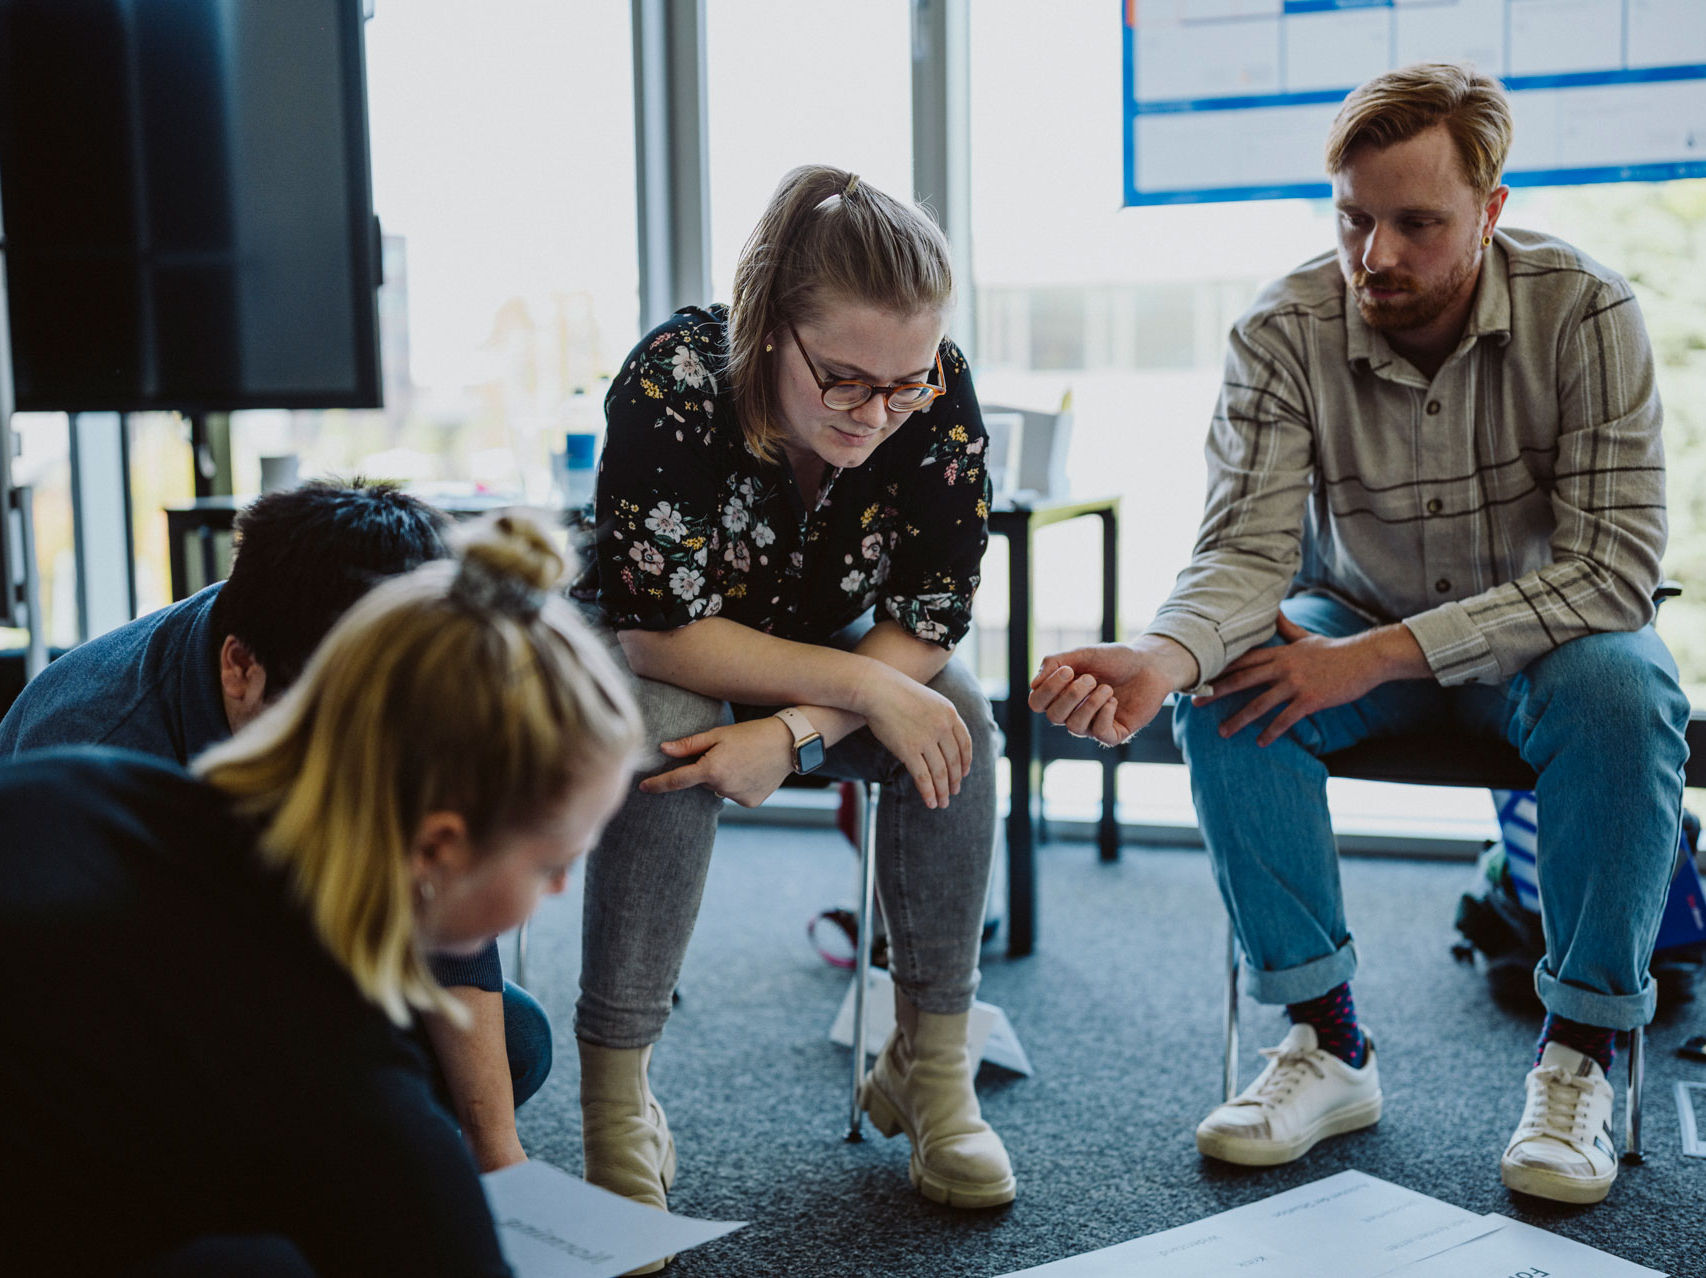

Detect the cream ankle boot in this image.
[579,1041,677,1274]
[859,999,1016,1208]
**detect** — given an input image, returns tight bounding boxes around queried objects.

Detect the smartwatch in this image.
[774,707,825,775]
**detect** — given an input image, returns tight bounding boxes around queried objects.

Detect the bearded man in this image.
[1031,63,1688,1205]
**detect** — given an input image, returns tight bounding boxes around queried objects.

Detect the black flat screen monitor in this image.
[0,0,382,413]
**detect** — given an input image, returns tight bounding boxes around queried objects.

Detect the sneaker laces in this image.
[1517,1066,1600,1151]
[1236,1043,1327,1109]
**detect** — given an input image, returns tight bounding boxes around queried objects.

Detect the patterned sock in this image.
[1537,1013,1616,1073]
[1287,983,1367,1068]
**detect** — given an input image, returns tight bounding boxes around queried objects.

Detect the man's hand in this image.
[641,717,796,808]
[1029,636,1200,747]
[854,667,973,810]
[1194,614,1427,746]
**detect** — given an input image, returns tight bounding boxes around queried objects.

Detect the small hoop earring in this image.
[1481,235,1492,247]
[765,343,774,353]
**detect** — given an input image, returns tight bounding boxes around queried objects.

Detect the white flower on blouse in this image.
[629,540,665,575]
[860,533,884,561]
[752,522,776,548]
[645,501,687,540]
[669,565,705,600]
[671,345,708,388]
[725,541,751,573]
[914,619,948,643]
[688,594,722,619]
[840,569,865,594]
[721,496,750,534]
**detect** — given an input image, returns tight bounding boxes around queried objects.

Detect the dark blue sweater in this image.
[0,585,501,991]
[0,749,513,1278]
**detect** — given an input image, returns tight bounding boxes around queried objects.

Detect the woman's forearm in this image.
[618,618,955,748]
[619,617,890,714]
[794,621,954,746]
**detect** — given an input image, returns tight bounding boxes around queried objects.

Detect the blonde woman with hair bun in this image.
[571,164,1013,1239]
[0,514,640,1277]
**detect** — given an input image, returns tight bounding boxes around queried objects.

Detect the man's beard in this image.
[1351,248,1478,335]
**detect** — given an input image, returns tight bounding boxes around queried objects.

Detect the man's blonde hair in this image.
[727,164,954,462]
[196,516,641,1027]
[1325,62,1513,197]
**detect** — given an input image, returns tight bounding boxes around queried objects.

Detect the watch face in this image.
[797,735,826,774]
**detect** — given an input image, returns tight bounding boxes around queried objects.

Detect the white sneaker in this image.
[1500,1042,1618,1204]
[1194,1023,1383,1166]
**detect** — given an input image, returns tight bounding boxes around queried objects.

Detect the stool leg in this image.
[515,919,530,990]
[1624,1024,1645,1163]
[847,781,880,1141]
[1224,922,1240,1103]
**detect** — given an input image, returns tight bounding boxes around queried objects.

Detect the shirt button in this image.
[1435,578,1451,593]
[1425,400,1441,415]
[1426,498,1443,515]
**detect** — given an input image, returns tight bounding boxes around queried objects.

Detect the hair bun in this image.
[450,514,565,620]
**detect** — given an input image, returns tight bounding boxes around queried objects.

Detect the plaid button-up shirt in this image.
[1146,228,1666,688]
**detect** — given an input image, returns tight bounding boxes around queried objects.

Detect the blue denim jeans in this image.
[1174,592,1691,1031]
[576,636,998,1048]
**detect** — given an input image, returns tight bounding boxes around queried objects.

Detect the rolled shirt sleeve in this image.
[427,940,503,993]
[1145,321,1315,683]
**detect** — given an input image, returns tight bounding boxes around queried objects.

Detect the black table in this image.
[988,494,1121,958]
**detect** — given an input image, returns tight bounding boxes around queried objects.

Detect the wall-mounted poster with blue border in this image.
[1122,0,1706,207]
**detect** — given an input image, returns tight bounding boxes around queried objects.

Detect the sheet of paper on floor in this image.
[482,1159,744,1278]
[1390,1214,1664,1277]
[829,966,1033,1075]
[994,1171,1503,1276]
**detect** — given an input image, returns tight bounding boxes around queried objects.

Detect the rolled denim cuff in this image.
[1243,935,1359,1006]
[1534,961,1656,1031]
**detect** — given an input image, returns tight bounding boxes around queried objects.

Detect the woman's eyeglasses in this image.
[790,328,945,412]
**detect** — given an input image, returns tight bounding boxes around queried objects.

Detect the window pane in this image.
[4,414,75,650]
[129,412,194,614]
[1501,181,1706,705]
[229,3,638,502]
[706,0,913,302]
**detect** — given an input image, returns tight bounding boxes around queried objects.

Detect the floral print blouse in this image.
[575,305,989,649]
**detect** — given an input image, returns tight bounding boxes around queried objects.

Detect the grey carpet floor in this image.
[513,825,1706,1277]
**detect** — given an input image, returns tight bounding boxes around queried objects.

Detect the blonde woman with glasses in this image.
[571,165,1013,1246]
[0,517,639,1277]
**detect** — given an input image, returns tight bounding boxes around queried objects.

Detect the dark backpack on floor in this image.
[1452,810,1704,1015]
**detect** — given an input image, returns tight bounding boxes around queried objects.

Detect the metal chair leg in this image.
[847,781,880,1141]
[1625,1024,1645,1163]
[515,918,530,989]
[1224,922,1240,1103]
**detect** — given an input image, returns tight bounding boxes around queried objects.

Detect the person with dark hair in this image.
[572,165,1012,1249]
[0,480,551,1175]
[0,516,642,1277]
[1031,63,1687,1206]
[1,480,451,756]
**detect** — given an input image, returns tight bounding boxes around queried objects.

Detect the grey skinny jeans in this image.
[576,634,998,1049]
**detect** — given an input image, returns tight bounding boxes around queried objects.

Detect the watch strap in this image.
[773,706,818,749]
